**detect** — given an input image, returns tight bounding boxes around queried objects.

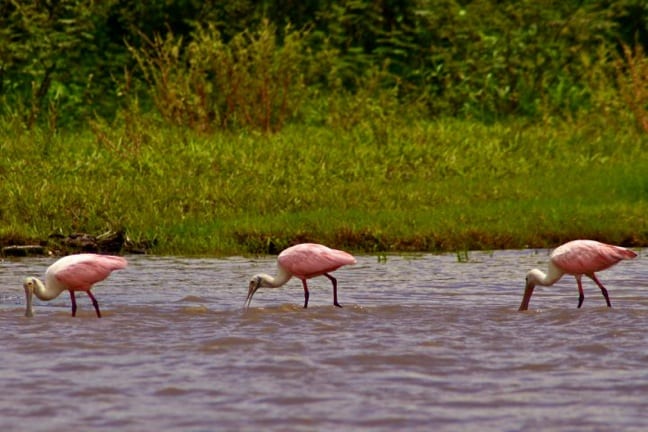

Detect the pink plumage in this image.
[551,240,637,275]
[278,243,357,279]
[519,239,637,311]
[23,253,128,318]
[246,243,356,309]
[53,254,128,291]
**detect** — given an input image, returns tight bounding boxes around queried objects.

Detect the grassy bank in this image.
[1,114,647,256]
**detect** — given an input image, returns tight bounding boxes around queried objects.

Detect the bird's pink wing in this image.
[552,240,636,275]
[54,255,127,291]
[278,243,356,278]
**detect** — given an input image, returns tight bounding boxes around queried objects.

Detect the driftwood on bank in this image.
[1,245,47,257]
[1,230,153,257]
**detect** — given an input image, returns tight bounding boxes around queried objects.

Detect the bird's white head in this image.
[245,275,264,309]
[23,277,38,317]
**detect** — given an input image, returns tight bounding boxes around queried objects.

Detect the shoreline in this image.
[2,228,646,257]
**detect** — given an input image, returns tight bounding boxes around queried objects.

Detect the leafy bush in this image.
[1,0,648,129]
[0,0,100,128]
[128,20,310,132]
[617,43,648,133]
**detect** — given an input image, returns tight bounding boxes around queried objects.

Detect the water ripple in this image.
[0,249,645,431]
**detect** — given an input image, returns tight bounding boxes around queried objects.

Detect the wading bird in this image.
[246,243,356,309]
[23,253,128,318]
[519,240,637,311]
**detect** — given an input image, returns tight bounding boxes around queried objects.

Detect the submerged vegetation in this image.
[1,0,647,255]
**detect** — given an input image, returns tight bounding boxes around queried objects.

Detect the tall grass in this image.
[127,20,309,133]
[618,43,648,133]
[2,112,646,255]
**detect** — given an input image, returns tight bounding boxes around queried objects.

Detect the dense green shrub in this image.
[128,20,309,132]
[1,0,647,129]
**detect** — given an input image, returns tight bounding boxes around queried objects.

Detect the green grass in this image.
[1,115,647,255]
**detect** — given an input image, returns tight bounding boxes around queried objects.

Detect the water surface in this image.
[1,249,646,431]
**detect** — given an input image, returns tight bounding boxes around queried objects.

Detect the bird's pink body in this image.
[278,243,357,280]
[49,254,128,292]
[24,253,127,317]
[519,240,637,311]
[550,240,636,275]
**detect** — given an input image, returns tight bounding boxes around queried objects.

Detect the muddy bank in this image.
[1,230,153,257]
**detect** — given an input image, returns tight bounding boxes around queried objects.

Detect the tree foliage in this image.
[1,0,647,130]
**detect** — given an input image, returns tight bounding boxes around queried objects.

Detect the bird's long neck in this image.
[520,263,566,311]
[32,277,63,301]
[528,262,564,287]
[259,266,293,288]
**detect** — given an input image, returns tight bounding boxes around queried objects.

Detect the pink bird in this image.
[23,253,128,318]
[519,240,637,311]
[246,243,357,309]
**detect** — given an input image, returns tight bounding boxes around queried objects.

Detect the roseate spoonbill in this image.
[246,243,357,309]
[23,253,128,318]
[519,240,637,311]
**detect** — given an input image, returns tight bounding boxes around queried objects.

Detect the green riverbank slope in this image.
[2,117,646,256]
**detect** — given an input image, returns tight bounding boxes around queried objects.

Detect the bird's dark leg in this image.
[69,291,77,317]
[86,290,102,318]
[589,273,612,308]
[324,273,342,308]
[576,275,585,308]
[301,279,310,308]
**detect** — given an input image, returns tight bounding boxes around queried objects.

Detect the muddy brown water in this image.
[0,249,645,431]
